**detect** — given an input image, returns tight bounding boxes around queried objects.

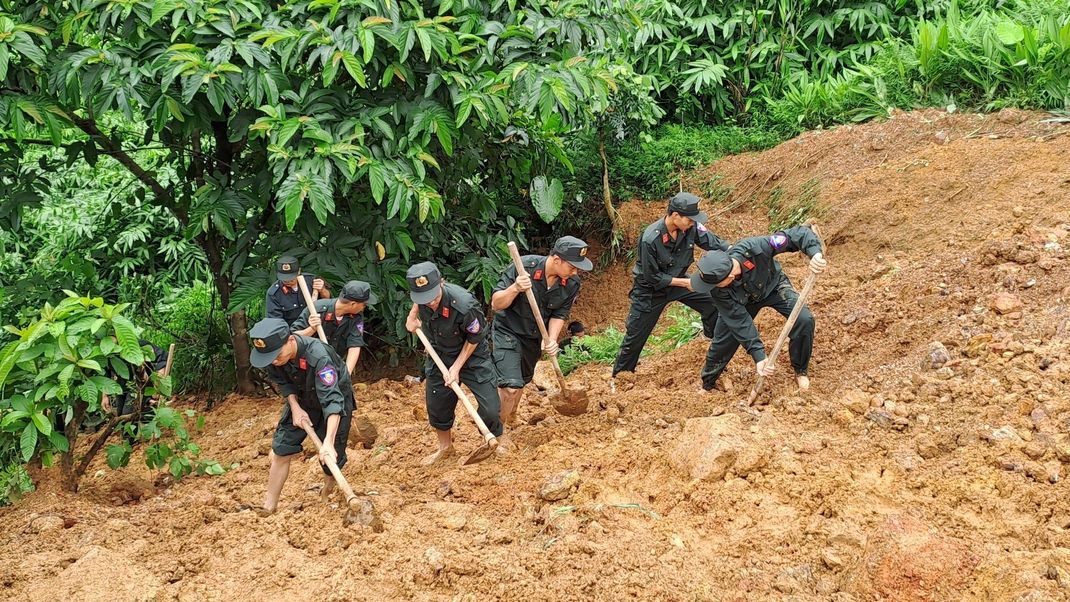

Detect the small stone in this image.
[921,341,951,370]
[539,470,581,502]
[527,411,548,426]
[917,437,941,459]
[990,426,1023,443]
[1012,206,1025,218]
[31,515,66,533]
[490,529,513,544]
[613,428,628,440]
[424,547,445,573]
[822,548,845,569]
[934,367,955,380]
[841,390,871,414]
[991,292,1024,315]
[587,520,606,535]
[1046,565,1070,589]
[1025,443,1047,460]
[833,408,854,425]
[866,409,909,430]
[794,436,823,454]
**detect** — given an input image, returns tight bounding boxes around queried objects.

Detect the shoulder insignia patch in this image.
[661,233,670,244]
[466,318,481,334]
[769,233,788,249]
[697,223,707,232]
[441,306,450,318]
[324,312,334,321]
[743,260,756,270]
[298,358,308,370]
[356,321,364,334]
[533,269,544,281]
[317,365,337,387]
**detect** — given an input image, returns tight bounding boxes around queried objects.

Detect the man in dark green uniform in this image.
[490,236,591,426]
[612,192,729,381]
[249,318,354,515]
[265,255,331,326]
[291,280,378,376]
[690,225,828,393]
[405,262,503,465]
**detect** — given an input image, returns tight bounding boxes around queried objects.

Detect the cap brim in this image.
[277,272,295,283]
[690,272,717,294]
[409,288,439,305]
[691,210,709,225]
[250,346,283,369]
[365,292,379,305]
[567,257,593,271]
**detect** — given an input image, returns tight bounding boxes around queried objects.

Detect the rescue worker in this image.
[291,280,377,376]
[249,318,354,515]
[265,255,331,326]
[690,225,828,392]
[489,236,591,426]
[611,192,729,382]
[405,262,504,465]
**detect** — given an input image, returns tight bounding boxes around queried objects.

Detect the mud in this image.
[3,109,1070,601]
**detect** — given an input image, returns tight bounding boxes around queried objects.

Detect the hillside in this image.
[2,109,1070,601]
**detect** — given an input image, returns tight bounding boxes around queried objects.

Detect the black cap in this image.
[249,318,292,368]
[551,236,593,271]
[406,262,443,305]
[340,280,378,305]
[690,251,734,294]
[276,255,300,283]
[667,192,708,225]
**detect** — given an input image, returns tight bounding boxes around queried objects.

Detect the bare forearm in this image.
[451,341,478,372]
[491,283,523,311]
[346,347,360,375]
[324,413,340,448]
[547,318,566,341]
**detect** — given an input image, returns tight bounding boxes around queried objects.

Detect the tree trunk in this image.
[229,310,254,393]
[598,137,620,232]
[61,400,88,492]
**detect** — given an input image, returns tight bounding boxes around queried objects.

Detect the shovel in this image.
[414,329,498,465]
[506,242,589,416]
[747,223,826,406]
[300,423,379,528]
[296,276,379,526]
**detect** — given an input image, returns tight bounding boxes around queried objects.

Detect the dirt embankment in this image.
[2,109,1070,601]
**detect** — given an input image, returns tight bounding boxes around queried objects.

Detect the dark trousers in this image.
[612,284,719,376]
[700,281,814,389]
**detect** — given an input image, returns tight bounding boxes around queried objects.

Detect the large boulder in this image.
[670,415,745,481]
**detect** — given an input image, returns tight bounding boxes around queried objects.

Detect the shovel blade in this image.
[344,497,384,532]
[460,444,495,465]
[551,387,589,417]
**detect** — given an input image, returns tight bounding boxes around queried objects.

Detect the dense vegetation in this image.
[0,0,1067,502]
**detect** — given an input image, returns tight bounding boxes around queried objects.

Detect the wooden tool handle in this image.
[296,276,329,344]
[300,423,359,506]
[414,329,497,447]
[506,242,568,388]
[162,343,176,378]
[748,224,826,405]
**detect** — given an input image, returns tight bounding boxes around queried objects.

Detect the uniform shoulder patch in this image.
[441,306,450,318]
[697,223,707,232]
[356,320,364,334]
[742,259,756,270]
[769,233,788,249]
[661,233,670,244]
[298,358,308,370]
[466,318,481,334]
[533,269,544,281]
[324,312,334,321]
[317,365,337,387]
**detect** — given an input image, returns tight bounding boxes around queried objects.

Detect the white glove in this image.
[515,272,532,292]
[809,253,828,274]
[542,338,559,356]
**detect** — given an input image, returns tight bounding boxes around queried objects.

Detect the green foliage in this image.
[0,293,217,490]
[558,306,700,375]
[144,283,234,395]
[766,179,823,231]
[0,462,34,507]
[607,124,782,199]
[766,1,1070,131]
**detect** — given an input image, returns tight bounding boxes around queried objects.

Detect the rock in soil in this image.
[671,415,744,481]
[349,413,379,449]
[539,469,581,502]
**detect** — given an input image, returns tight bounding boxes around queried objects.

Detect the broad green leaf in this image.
[31,412,52,437]
[995,21,1024,45]
[530,176,564,223]
[20,423,37,461]
[48,431,70,453]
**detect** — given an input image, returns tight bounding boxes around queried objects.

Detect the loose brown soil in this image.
[3,109,1070,601]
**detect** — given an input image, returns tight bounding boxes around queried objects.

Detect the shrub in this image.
[144,283,234,395]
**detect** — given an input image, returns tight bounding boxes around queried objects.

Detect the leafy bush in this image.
[145,283,234,395]
[0,462,33,507]
[0,293,220,492]
[558,306,701,375]
[604,125,782,201]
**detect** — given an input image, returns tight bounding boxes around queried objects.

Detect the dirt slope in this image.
[3,109,1070,601]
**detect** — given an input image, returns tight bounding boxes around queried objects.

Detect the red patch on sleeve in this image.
[743,260,756,270]
[298,358,308,370]
[441,307,450,318]
[533,269,543,281]
[324,312,334,321]
[561,278,568,285]
[661,233,670,244]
